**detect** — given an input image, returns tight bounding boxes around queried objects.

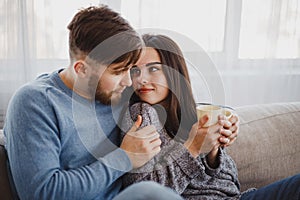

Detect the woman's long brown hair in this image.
[130,34,197,140]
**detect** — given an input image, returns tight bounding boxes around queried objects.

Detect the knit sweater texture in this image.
[120,102,254,200]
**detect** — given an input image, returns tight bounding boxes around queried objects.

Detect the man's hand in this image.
[120,115,161,169]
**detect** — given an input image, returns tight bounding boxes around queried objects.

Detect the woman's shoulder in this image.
[130,102,163,127]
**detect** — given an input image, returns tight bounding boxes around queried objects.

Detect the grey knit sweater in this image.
[120,103,253,200]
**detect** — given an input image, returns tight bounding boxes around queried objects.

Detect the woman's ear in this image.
[73,60,87,78]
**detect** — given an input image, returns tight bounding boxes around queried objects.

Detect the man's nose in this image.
[121,70,132,87]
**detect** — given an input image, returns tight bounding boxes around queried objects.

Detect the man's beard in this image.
[88,77,121,105]
[96,89,122,105]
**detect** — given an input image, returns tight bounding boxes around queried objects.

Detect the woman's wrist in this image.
[184,141,199,158]
[206,148,220,168]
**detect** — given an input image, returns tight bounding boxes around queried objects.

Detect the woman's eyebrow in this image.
[145,62,162,66]
[132,62,162,68]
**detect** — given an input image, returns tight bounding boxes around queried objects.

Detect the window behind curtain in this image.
[0,0,299,119]
[120,0,227,52]
[0,0,100,128]
[119,0,300,60]
[239,0,300,59]
[0,0,100,60]
[34,0,101,59]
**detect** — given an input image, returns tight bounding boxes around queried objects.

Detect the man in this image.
[4,5,183,200]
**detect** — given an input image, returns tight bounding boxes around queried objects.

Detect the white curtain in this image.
[0,0,100,127]
[1,0,300,127]
[0,0,33,127]
[118,0,300,107]
[220,0,300,107]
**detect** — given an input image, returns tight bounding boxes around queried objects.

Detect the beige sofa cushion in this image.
[227,102,300,192]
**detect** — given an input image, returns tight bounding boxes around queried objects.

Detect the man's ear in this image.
[73,60,87,78]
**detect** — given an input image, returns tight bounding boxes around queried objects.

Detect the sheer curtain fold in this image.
[0,0,299,122]
[239,0,300,59]
[0,0,63,126]
[1,0,33,116]
[1,0,38,87]
[120,0,300,106]
[231,0,300,106]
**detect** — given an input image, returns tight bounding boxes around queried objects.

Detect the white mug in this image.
[196,104,233,127]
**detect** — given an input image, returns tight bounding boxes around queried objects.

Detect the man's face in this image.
[88,62,132,105]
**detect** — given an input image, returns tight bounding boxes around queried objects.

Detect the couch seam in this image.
[240,110,300,125]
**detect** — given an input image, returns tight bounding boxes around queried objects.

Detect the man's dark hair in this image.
[68,5,142,66]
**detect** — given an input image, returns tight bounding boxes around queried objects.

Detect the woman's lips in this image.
[138,88,154,93]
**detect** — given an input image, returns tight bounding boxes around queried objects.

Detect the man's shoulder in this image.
[16,77,50,97]
[12,71,60,102]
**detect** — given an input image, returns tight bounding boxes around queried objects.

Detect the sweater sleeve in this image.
[122,134,206,194]
[120,103,206,194]
[202,147,241,191]
[4,85,132,200]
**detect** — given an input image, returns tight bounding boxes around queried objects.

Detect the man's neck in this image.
[59,68,92,100]
[59,68,74,90]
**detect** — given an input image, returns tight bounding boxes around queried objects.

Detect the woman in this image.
[120,34,299,200]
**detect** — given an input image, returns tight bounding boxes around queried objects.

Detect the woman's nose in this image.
[141,77,148,84]
[137,72,149,85]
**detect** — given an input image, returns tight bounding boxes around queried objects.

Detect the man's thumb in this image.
[129,115,142,132]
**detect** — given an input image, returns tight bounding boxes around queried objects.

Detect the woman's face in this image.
[131,47,169,105]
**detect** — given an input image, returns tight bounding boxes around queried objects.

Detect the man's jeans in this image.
[114,174,300,200]
[241,174,300,200]
[113,181,183,200]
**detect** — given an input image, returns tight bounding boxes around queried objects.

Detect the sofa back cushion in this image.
[227,102,300,191]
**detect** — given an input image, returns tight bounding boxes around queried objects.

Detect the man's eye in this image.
[130,68,141,76]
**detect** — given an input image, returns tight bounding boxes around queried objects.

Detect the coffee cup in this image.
[196,103,233,127]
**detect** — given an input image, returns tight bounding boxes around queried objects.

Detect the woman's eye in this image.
[149,66,159,72]
[130,68,141,76]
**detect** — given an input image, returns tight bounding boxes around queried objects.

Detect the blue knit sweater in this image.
[4,69,132,200]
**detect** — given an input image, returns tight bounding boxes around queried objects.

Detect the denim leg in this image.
[113,181,183,200]
[241,174,300,200]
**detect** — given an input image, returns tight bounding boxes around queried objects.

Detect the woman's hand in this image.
[206,114,240,167]
[184,114,239,168]
[184,115,224,158]
[218,114,240,147]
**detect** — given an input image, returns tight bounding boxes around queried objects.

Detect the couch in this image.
[0,102,299,199]
[226,102,300,191]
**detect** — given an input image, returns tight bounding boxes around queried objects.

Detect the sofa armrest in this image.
[227,102,300,192]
